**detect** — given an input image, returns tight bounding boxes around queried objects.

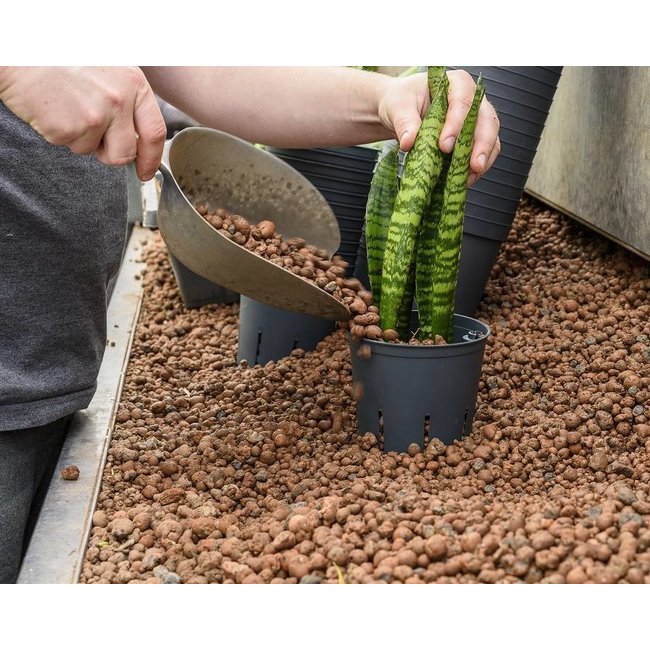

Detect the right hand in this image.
[378,69,501,187]
[0,66,166,180]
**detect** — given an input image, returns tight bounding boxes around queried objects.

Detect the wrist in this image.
[374,74,396,132]
[0,67,17,95]
[346,70,395,142]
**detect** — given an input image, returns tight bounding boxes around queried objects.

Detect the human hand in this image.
[377,69,501,186]
[0,67,166,181]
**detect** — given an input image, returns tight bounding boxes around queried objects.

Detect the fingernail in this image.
[443,136,455,151]
[477,153,487,170]
[468,173,478,187]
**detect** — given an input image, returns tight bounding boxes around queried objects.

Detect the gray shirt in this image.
[0,101,128,430]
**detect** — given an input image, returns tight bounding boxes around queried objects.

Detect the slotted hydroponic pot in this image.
[236,144,377,365]
[170,255,240,308]
[237,295,335,366]
[349,313,490,453]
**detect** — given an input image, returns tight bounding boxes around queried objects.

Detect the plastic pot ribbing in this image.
[448,66,562,231]
[268,146,378,275]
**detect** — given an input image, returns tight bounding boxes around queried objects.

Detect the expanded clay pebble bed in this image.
[80,198,650,584]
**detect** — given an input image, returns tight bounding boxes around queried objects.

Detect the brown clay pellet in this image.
[80,197,650,584]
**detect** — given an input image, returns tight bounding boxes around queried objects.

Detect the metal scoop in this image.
[157,127,351,321]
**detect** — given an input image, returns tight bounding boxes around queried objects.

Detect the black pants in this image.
[0,415,72,583]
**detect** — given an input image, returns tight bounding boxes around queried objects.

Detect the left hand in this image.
[378,70,501,187]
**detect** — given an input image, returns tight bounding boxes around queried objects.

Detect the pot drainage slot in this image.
[463,408,470,434]
[254,329,263,365]
[424,414,431,446]
[378,409,385,452]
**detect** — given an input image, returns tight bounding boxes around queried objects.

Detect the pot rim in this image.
[348,313,491,356]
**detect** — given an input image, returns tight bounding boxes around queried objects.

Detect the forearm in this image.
[142,66,396,147]
[0,66,498,183]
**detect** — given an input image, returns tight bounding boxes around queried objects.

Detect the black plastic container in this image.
[319,188,372,208]
[323,201,370,220]
[280,170,372,195]
[349,313,490,453]
[449,66,562,229]
[235,146,374,366]
[433,66,563,314]
[453,226,504,316]
[170,255,240,308]
[274,146,378,168]
[268,145,378,275]
[237,295,334,366]
[266,155,374,185]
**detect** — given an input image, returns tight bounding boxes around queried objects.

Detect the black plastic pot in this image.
[268,145,378,275]
[319,188,372,208]
[449,66,562,229]
[169,255,240,308]
[349,313,490,453]
[279,170,372,195]
[414,66,563,315]
[322,201,369,220]
[274,146,378,168]
[453,222,506,317]
[237,295,334,366]
[266,155,374,185]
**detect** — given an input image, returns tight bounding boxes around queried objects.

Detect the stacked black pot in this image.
[449,66,563,315]
[267,145,378,276]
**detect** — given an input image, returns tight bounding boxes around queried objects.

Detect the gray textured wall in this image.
[526,66,650,260]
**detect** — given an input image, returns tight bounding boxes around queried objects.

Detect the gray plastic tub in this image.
[448,66,563,231]
[349,313,490,453]
[453,230,503,316]
[266,154,374,185]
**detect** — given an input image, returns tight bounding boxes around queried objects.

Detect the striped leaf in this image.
[379,67,449,332]
[425,76,485,341]
[364,142,399,308]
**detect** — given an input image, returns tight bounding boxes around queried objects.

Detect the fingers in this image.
[469,135,500,187]
[95,73,165,179]
[63,111,110,156]
[439,69,501,183]
[95,110,139,168]
[439,70,476,154]
[395,112,422,153]
[378,73,428,153]
[469,96,500,177]
[388,92,423,153]
[34,102,109,154]
[132,82,167,181]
